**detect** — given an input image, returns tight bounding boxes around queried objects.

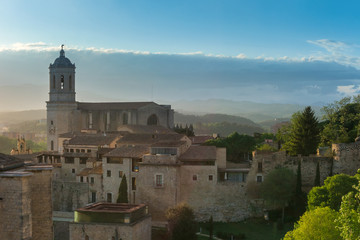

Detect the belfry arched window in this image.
[147,114,158,125]
[60,75,64,89]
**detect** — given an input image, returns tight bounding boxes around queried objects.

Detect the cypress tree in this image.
[296,160,302,195]
[314,162,320,186]
[117,174,128,203]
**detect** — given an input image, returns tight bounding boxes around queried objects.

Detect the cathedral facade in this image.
[47,47,174,151]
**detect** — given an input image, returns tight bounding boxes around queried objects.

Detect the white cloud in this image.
[337,85,360,95]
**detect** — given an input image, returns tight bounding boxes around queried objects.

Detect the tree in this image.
[116,174,128,203]
[283,207,341,240]
[205,132,257,162]
[283,106,320,156]
[314,162,320,187]
[291,161,307,217]
[261,167,296,223]
[337,189,360,240]
[204,215,214,240]
[307,174,358,211]
[166,203,197,240]
[320,95,360,146]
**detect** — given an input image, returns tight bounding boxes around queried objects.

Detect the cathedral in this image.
[47,46,174,151]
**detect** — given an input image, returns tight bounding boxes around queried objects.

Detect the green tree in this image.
[261,167,296,223]
[283,207,341,240]
[205,215,214,240]
[116,174,128,203]
[283,106,320,156]
[291,161,307,217]
[205,132,256,162]
[314,162,320,187]
[321,95,360,146]
[166,203,197,240]
[337,190,360,240]
[307,174,358,211]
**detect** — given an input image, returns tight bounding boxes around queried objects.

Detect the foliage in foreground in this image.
[166,203,197,240]
[307,173,358,211]
[283,207,341,240]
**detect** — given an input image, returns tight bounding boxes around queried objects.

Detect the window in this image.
[119,171,123,178]
[88,112,93,129]
[85,235,89,240]
[122,112,128,125]
[87,149,91,153]
[70,149,74,153]
[51,120,53,125]
[155,174,163,187]
[69,75,72,90]
[208,175,213,181]
[81,149,85,153]
[193,175,198,181]
[90,177,94,184]
[80,176,84,182]
[91,192,96,203]
[147,114,158,125]
[107,157,123,164]
[51,140,54,151]
[258,162,263,172]
[257,175,263,183]
[132,177,136,190]
[65,157,74,164]
[107,193,112,203]
[53,75,55,89]
[72,169,75,174]
[80,157,87,164]
[107,170,111,177]
[76,149,80,153]
[60,75,64,89]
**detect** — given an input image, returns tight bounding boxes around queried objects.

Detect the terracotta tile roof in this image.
[179,146,217,161]
[0,153,24,171]
[151,141,187,148]
[77,165,103,176]
[97,147,114,155]
[189,135,214,145]
[117,133,185,145]
[117,125,174,134]
[68,134,120,146]
[77,102,155,111]
[104,145,150,158]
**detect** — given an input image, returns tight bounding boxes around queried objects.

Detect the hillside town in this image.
[1,46,360,240]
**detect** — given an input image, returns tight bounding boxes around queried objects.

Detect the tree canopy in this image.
[321,95,360,146]
[166,203,197,240]
[307,174,358,211]
[282,106,320,156]
[261,167,296,222]
[205,132,257,162]
[283,207,341,240]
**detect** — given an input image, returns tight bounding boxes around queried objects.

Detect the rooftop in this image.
[117,133,185,145]
[0,153,25,171]
[179,146,217,161]
[104,145,149,158]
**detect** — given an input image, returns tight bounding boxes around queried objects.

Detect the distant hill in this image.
[172,99,323,122]
[0,109,46,125]
[174,112,264,136]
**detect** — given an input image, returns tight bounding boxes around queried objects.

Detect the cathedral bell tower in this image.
[46,45,77,151]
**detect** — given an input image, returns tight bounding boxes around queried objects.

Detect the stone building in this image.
[0,153,53,240]
[47,46,174,152]
[69,202,151,240]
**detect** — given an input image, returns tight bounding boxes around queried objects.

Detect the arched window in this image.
[53,75,55,89]
[122,112,128,125]
[69,75,72,90]
[147,114,158,125]
[60,75,64,89]
[51,140,54,151]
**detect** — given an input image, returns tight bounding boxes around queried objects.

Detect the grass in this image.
[198,219,293,240]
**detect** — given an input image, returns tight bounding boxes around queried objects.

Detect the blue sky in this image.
[1,0,360,111]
